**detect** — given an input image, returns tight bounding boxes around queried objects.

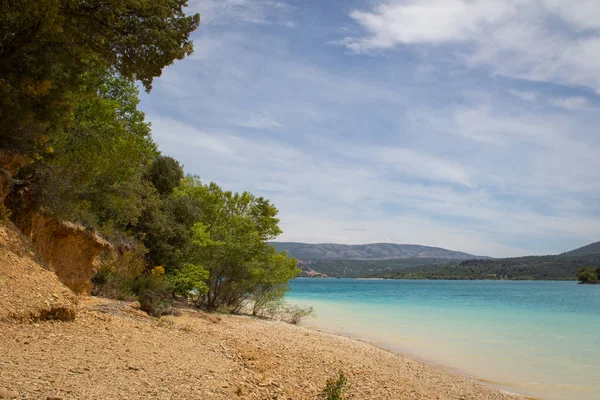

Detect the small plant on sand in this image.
[282,304,314,324]
[321,371,349,400]
[0,204,12,222]
[155,317,175,329]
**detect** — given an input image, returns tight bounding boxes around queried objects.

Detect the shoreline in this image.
[302,324,536,400]
[0,296,523,399]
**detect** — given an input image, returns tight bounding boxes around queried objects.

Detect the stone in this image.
[0,389,18,399]
[128,301,141,310]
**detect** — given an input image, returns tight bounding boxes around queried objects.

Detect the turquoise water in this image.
[286,279,600,400]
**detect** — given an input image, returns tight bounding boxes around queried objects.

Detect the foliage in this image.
[146,156,184,197]
[0,1,301,321]
[0,204,11,222]
[577,267,599,284]
[151,266,166,278]
[133,170,201,269]
[175,177,299,310]
[32,72,159,228]
[321,371,349,400]
[369,255,600,280]
[91,269,137,301]
[133,275,172,317]
[92,245,148,300]
[0,0,199,156]
[166,263,209,299]
[281,305,314,324]
[299,258,451,278]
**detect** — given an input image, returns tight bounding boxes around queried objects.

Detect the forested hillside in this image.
[273,242,486,260]
[562,241,600,256]
[299,258,453,278]
[372,255,600,280]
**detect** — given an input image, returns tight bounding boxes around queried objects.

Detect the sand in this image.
[0,297,522,400]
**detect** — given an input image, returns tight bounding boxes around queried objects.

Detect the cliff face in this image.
[0,220,77,321]
[23,214,112,295]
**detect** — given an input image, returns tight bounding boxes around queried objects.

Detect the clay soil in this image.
[0,297,521,400]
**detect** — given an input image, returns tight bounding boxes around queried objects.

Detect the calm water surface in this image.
[286,279,600,400]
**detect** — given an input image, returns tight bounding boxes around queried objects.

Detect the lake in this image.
[286,279,600,400]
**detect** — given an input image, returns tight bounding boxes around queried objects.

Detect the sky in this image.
[138,0,600,257]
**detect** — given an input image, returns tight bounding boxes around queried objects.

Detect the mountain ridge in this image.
[271,242,489,261]
[562,241,600,257]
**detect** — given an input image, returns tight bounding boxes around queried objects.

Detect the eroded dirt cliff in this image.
[0,220,76,321]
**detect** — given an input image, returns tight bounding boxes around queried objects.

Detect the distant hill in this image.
[297,258,456,278]
[371,254,600,281]
[562,241,600,256]
[271,242,487,261]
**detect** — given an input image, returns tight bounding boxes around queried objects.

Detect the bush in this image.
[321,371,349,400]
[92,245,147,300]
[0,204,12,222]
[91,268,137,301]
[166,263,209,300]
[253,297,285,319]
[577,267,599,284]
[133,275,172,317]
[282,305,314,324]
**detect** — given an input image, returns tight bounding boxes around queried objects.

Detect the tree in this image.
[26,71,160,228]
[0,0,200,156]
[175,177,299,310]
[166,263,209,299]
[146,156,185,197]
[577,267,599,284]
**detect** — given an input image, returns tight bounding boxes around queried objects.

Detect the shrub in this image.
[0,204,12,222]
[253,297,285,319]
[577,267,599,284]
[166,263,209,300]
[133,275,172,317]
[91,268,137,301]
[282,305,314,324]
[92,245,147,300]
[321,371,349,400]
[251,285,287,317]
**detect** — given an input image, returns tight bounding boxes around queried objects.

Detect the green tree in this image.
[577,267,599,284]
[166,263,209,299]
[175,177,299,310]
[28,71,159,228]
[0,0,200,156]
[146,156,185,197]
[134,187,203,270]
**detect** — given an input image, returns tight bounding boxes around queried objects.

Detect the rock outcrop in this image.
[23,214,112,295]
[0,220,76,321]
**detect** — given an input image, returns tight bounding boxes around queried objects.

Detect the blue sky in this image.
[139,0,600,257]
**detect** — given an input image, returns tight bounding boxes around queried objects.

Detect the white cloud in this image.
[148,116,600,257]
[376,147,472,186]
[508,90,538,102]
[344,0,600,90]
[346,0,513,48]
[141,5,600,257]
[189,0,294,25]
[549,96,590,110]
[236,113,284,130]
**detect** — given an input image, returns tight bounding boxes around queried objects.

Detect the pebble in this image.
[0,390,18,399]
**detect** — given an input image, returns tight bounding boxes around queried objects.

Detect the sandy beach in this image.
[0,297,522,400]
